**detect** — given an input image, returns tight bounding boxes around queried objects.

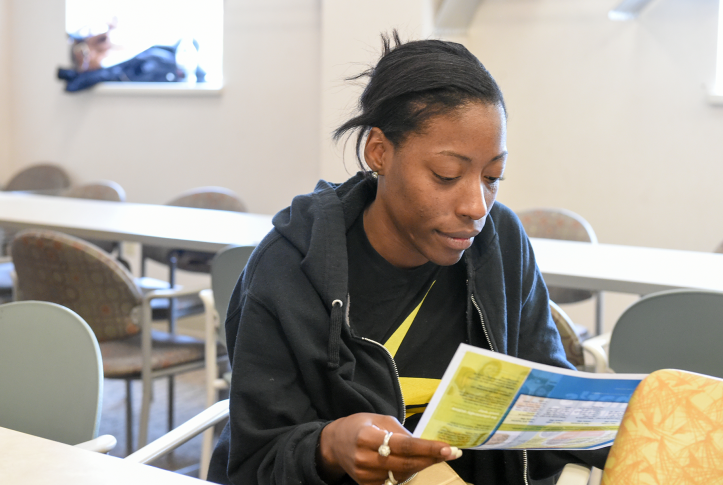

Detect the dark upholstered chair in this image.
[11,230,224,454]
[4,163,71,193]
[517,208,601,336]
[62,180,127,254]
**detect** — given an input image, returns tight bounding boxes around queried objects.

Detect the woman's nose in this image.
[458,181,489,221]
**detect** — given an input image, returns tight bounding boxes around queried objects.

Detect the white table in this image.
[2,192,721,297]
[0,192,273,252]
[0,427,202,485]
[531,237,723,295]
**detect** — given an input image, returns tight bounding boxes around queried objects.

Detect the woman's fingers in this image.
[364,420,460,461]
[316,413,462,485]
[351,423,462,484]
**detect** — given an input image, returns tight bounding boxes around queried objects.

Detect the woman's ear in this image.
[363,127,389,174]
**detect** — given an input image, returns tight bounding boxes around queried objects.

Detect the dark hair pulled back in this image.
[334,31,506,173]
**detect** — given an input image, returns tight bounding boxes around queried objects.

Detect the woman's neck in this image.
[362,200,430,269]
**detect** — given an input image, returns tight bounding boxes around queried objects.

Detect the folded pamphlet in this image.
[412,344,645,450]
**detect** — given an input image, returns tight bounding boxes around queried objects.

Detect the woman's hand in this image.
[316,413,462,485]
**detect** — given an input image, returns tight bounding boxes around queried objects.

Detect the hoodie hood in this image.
[271,172,376,368]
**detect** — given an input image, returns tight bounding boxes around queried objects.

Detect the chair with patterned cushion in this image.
[10,229,223,455]
[137,186,245,435]
[62,180,127,254]
[0,180,128,304]
[549,300,585,370]
[0,163,71,256]
[3,163,71,193]
[558,369,723,484]
[141,186,247,277]
[139,186,247,318]
[0,163,71,281]
[517,208,602,336]
[63,180,126,202]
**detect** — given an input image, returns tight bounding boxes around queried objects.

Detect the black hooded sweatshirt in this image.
[208,173,608,485]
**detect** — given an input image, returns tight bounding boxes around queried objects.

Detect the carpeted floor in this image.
[99,368,225,477]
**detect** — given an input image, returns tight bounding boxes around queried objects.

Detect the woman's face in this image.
[363,101,507,268]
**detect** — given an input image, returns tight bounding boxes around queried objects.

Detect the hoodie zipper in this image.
[470,293,494,352]
[361,337,407,424]
[470,292,529,485]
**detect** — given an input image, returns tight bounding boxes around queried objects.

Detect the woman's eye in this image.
[433,172,459,182]
[486,176,505,184]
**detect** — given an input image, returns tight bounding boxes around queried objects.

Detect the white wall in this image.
[6,0,321,215]
[0,0,11,177]
[319,0,434,183]
[467,0,723,251]
[463,0,723,331]
[4,0,722,334]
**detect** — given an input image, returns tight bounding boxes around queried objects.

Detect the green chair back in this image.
[0,301,103,445]
[609,289,723,377]
[211,245,254,347]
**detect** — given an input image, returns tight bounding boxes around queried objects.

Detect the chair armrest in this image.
[556,463,592,485]
[125,399,230,465]
[199,289,218,340]
[138,286,210,333]
[200,289,222,404]
[141,286,209,302]
[136,284,212,447]
[199,288,215,315]
[582,333,612,373]
[74,434,117,454]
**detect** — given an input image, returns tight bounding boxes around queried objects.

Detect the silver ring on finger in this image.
[378,430,393,457]
[384,470,398,485]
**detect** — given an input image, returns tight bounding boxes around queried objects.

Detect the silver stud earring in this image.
[371,171,378,179]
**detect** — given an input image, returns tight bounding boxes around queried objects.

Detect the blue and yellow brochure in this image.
[412,344,645,450]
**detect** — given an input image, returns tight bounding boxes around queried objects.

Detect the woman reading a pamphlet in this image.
[208,32,608,485]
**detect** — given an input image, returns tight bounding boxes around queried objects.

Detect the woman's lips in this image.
[437,231,477,250]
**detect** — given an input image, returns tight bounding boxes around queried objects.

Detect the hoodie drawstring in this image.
[328,299,344,369]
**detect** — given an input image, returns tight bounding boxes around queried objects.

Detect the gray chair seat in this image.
[100,330,226,379]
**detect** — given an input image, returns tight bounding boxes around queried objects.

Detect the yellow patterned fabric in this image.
[603,369,723,484]
[11,230,143,341]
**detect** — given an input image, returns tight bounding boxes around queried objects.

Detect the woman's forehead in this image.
[404,103,506,144]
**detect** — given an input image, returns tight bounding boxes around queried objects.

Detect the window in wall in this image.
[64,0,223,91]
